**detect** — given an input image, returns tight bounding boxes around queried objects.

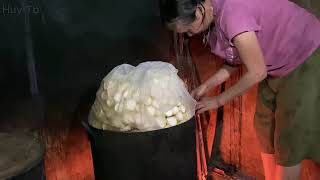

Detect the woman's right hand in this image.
[191,83,209,101]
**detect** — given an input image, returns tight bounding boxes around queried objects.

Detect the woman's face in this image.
[175,5,213,36]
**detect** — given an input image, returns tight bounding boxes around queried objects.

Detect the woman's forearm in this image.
[212,31,268,107]
[205,64,238,90]
[217,71,266,106]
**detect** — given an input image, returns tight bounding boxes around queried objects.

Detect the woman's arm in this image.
[205,64,239,89]
[217,31,267,106]
[196,31,267,113]
[192,64,238,100]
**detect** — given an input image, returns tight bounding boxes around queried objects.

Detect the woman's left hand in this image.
[195,96,222,114]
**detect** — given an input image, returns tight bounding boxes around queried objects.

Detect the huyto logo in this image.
[1,2,41,16]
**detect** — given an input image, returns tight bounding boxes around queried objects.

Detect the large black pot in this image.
[83,117,196,180]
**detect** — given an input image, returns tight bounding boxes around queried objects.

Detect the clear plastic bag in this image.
[88,61,196,132]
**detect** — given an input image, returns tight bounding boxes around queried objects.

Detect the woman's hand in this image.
[195,96,222,114]
[191,84,208,101]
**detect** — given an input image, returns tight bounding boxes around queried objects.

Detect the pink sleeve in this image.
[219,3,261,46]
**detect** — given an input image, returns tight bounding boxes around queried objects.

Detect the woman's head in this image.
[159,0,214,36]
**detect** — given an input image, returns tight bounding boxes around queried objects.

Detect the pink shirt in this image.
[209,0,320,77]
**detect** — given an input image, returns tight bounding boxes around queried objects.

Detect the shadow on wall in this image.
[36,0,171,96]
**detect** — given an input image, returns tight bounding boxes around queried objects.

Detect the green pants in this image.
[290,0,320,18]
[254,48,320,166]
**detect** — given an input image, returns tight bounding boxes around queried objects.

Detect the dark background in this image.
[0,0,172,128]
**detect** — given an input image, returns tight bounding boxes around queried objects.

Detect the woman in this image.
[159,0,320,179]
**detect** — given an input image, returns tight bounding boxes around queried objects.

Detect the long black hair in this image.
[159,0,205,29]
